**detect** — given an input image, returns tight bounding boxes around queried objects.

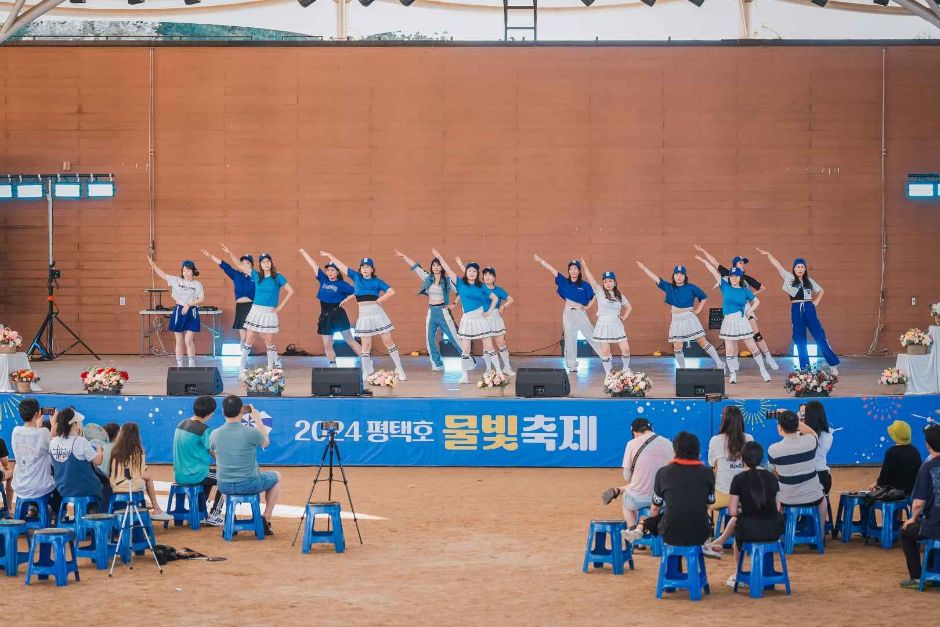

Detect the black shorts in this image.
[317,302,352,336]
[233,301,253,330]
[735,514,786,549]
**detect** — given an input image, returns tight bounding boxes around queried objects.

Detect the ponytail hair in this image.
[741,441,771,511]
[55,407,74,437]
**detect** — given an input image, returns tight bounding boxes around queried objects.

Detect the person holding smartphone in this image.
[11,399,59,516]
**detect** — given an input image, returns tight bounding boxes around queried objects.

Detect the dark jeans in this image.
[900,519,937,579]
[199,475,223,513]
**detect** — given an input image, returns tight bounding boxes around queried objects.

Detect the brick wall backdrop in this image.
[1,45,939,357]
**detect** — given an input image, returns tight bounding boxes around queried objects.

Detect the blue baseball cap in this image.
[568,259,582,269]
[602,271,616,280]
[482,266,496,276]
[731,255,749,267]
[729,267,745,277]
[181,260,200,277]
[673,265,687,276]
[465,261,480,272]
[359,257,374,267]
[239,254,254,265]
[793,257,807,269]
[324,261,339,270]
[259,252,272,263]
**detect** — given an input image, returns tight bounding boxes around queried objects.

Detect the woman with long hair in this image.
[146,256,205,367]
[802,401,833,495]
[532,255,600,373]
[581,259,632,376]
[239,252,295,372]
[109,422,170,520]
[433,250,499,383]
[707,406,754,513]
[201,244,255,346]
[299,248,361,367]
[394,250,462,373]
[695,257,772,384]
[454,257,515,376]
[319,251,406,381]
[49,407,110,509]
[756,248,840,375]
[635,260,724,371]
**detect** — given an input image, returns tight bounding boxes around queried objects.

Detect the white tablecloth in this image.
[895,326,940,395]
[0,353,43,393]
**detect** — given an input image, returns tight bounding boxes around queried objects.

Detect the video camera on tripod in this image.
[319,421,340,435]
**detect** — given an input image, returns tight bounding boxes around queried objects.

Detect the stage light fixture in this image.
[640,0,656,6]
[581,0,596,5]
[127,0,145,4]
[359,0,376,4]
[811,0,827,6]
[184,0,201,4]
[688,0,705,6]
[400,0,416,5]
[873,0,889,5]
[53,178,82,199]
[86,176,116,198]
[0,178,13,200]
[298,0,315,6]
[14,178,45,199]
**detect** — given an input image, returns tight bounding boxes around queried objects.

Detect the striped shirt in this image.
[768,433,824,505]
[775,269,822,300]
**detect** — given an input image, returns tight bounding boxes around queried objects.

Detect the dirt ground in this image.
[3,466,937,626]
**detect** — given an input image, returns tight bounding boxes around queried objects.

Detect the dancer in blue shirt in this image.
[201,244,255,346]
[581,259,632,377]
[454,256,515,376]
[533,254,601,373]
[299,248,361,367]
[238,252,294,372]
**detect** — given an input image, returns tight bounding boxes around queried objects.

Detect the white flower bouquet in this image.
[604,370,652,398]
[477,371,512,389]
[366,369,398,388]
[240,366,286,395]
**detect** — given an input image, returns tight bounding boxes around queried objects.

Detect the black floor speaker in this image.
[311,367,363,397]
[515,367,570,398]
[166,367,223,396]
[675,368,725,397]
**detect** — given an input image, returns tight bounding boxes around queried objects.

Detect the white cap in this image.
[68,409,85,425]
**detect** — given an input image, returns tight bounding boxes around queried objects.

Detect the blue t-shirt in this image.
[911,454,940,538]
[719,278,755,316]
[348,269,390,298]
[253,272,287,307]
[554,273,595,305]
[484,285,509,311]
[219,261,256,301]
[316,269,355,304]
[455,280,493,313]
[657,278,707,308]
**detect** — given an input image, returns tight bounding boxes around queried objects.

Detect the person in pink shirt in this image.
[601,418,675,527]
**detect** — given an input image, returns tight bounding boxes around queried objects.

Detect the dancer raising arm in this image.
[694,244,779,371]
[320,251,406,381]
[695,256,771,384]
[201,245,255,346]
[433,250,500,384]
[147,256,204,367]
[635,260,724,371]
[533,254,601,373]
[394,250,461,373]
[239,253,294,372]
[756,248,839,375]
[299,248,361,367]
[581,259,632,376]
[455,257,515,376]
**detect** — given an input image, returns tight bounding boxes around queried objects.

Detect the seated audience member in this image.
[98,422,122,476]
[0,434,11,508]
[109,422,171,521]
[11,399,58,515]
[601,418,675,528]
[707,406,753,512]
[706,441,786,587]
[869,420,922,495]
[49,407,111,509]
[623,431,716,550]
[899,424,940,589]
[209,395,281,535]
[803,401,833,495]
[768,410,826,539]
[173,395,224,525]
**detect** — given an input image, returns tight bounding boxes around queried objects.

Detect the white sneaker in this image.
[459,374,470,384]
[150,511,172,522]
[621,527,646,543]
[762,371,772,383]
[396,370,407,381]
[431,364,443,372]
[702,544,723,559]
[205,513,224,527]
[765,354,780,371]
[830,366,839,376]
[729,371,737,384]
[502,367,514,376]
[726,574,737,588]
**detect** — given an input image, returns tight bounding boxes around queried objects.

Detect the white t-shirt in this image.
[166,276,205,307]
[708,432,755,494]
[11,426,56,499]
[815,430,833,472]
[49,435,98,463]
[621,432,675,500]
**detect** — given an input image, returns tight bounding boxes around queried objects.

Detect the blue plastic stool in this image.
[222,494,265,541]
[108,491,147,513]
[582,519,632,574]
[0,519,29,577]
[714,507,735,549]
[782,505,824,554]
[165,484,207,530]
[865,500,910,549]
[656,544,710,601]
[633,507,664,557]
[24,529,80,586]
[302,502,346,554]
[734,542,791,598]
[111,510,157,563]
[919,539,940,591]
[835,493,869,543]
[13,494,51,530]
[76,513,118,570]
[57,496,99,543]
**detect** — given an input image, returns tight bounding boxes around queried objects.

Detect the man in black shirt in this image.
[869,420,922,495]
[624,431,715,548]
[899,424,940,589]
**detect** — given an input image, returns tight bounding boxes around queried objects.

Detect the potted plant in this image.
[604,370,653,398]
[81,366,129,395]
[879,367,909,395]
[241,366,285,397]
[784,368,837,397]
[931,302,940,326]
[0,327,23,354]
[10,369,38,394]
[365,369,398,396]
[477,370,512,396]
[900,328,933,355]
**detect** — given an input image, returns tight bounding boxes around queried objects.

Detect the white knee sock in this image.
[702,342,723,369]
[725,355,738,372]
[601,357,612,375]
[266,345,277,369]
[752,350,769,376]
[460,353,472,380]
[176,355,184,367]
[487,351,502,374]
[360,353,373,376]
[621,353,631,372]
[187,356,195,367]
[499,348,512,371]
[239,344,250,370]
[482,351,494,371]
[674,349,686,369]
[388,345,404,373]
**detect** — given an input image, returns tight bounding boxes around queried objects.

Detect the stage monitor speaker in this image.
[311,367,363,397]
[676,368,725,397]
[167,367,223,396]
[515,367,570,398]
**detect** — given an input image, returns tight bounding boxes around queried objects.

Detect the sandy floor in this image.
[3,466,937,625]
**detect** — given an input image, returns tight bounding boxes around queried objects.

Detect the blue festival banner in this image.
[1,393,937,467]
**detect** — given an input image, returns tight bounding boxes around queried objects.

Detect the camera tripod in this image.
[109,474,164,576]
[291,426,363,547]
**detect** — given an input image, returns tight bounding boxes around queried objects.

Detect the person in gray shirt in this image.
[768,410,826,540]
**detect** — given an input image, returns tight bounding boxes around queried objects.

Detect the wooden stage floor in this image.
[20,354,899,399]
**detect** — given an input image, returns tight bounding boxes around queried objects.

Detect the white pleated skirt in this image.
[243,304,279,334]
[485,309,506,338]
[667,310,706,343]
[458,309,492,340]
[719,311,754,340]
[355,302,394,337]
[593,315,627,343]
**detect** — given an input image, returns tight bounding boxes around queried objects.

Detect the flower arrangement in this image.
[878,367,909,394]
[0,327,23,353]
[366,369,398,388]
[604,370,653,398]
[784,368,837,397]
[900,328,933,347]
[10,369,38,383]
[477,370,512,389]
[240,366,285,395]
[931,302,940,323]
[81,366,129,394]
